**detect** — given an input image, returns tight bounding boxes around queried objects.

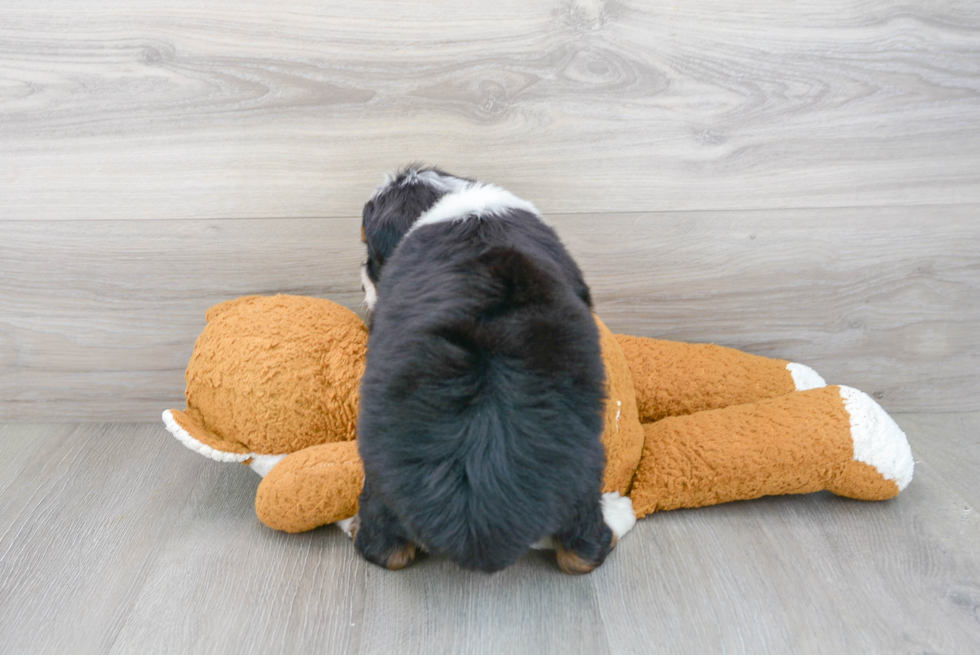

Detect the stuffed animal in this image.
[163,294,913,542]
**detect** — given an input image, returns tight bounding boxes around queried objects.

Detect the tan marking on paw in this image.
[556,543,598,575]
[385,542,418,571]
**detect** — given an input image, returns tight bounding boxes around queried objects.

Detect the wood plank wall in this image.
[1,0,979,419]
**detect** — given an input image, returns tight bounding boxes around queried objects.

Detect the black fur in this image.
[356,167,612,573]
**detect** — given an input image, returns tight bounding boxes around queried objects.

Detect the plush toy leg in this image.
[629,386,914,518]
[614,334,826,423]
[254,441,363,533]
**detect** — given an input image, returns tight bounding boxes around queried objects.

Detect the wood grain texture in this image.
[0,424,207,654]
[569,205,980,414]
[1,0,979,220]
[2,204,977,420]
[0,417,978,653]
[0,218,364,420]
[590,452,980,653]
[893,412,980,510]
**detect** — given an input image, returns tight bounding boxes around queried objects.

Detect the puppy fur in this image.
[355,166,615,573]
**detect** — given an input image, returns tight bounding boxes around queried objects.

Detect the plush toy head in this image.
[164,295,368,472]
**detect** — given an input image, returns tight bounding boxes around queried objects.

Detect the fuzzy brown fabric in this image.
[629,385,899,518]
[614,334,796,423]
[595,318,645,496]
[184,295,367,455]
[256,441,364,533]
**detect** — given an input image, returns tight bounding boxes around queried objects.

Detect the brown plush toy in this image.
[163,294,914,543]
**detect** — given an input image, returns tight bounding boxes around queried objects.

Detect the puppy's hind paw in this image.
[384,542,418,571]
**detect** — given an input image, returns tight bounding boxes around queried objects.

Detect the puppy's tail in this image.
[476,245,560,310]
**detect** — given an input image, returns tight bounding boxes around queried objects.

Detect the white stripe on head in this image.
[408,183,539,235]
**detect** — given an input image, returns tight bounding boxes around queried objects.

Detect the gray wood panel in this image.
[0,416,978,653]
[1,0,979,220]
[893,412,980,510]
[2,205,977,420]
[0,218,364,421]
[568,206,980,414]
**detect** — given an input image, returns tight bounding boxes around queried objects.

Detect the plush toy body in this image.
[164,295,913,538]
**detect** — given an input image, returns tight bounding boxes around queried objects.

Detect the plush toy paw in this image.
[787,362,827,391]
[615,334,827,423]
[336,517,357,538]
[827,385,914,498]
[254,441,364,533]
[630,385,914,517]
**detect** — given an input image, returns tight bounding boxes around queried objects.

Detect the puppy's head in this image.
[360,165,469,311]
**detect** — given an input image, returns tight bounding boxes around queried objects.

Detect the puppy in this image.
[354,166,626,574]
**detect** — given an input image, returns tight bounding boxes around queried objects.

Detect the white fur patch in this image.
[162,410,251,464]
[162,409,286,478]
[247,454,288,477]
[407,183,539,235]
[529,535,556,550]
[601,491,636,540]
[528,492,636,551]
[360,265,377,311]
[336,517,356,538]
[787,362,826,390]
[839,386,914,491]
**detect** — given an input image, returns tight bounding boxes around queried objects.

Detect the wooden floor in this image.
[1,414,978,654]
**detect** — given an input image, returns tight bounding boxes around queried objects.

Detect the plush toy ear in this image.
[163,408,286,476]
[163,408,250,460]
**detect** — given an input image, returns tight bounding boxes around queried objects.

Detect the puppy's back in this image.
[358,215,606,572]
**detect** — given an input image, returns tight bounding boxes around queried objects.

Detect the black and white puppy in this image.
[353,166,634,574]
